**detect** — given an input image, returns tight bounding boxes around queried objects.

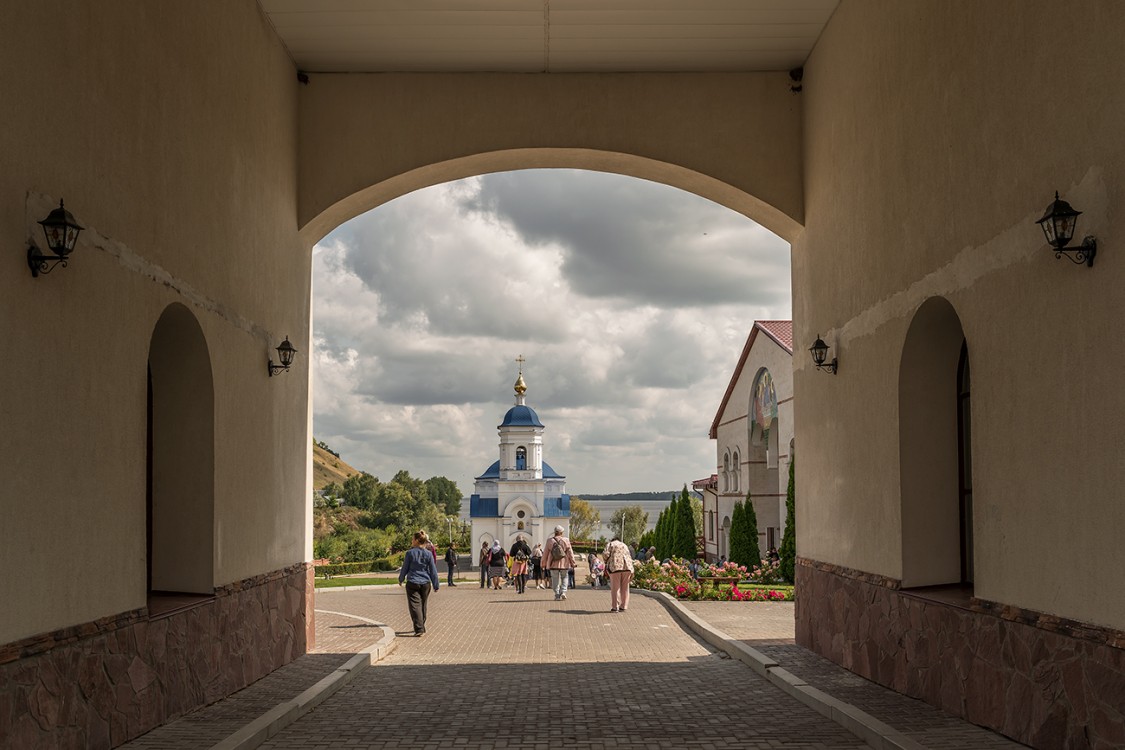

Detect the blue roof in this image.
[499,405,544,428]
[474,459,565,479]
[476,460,501,480]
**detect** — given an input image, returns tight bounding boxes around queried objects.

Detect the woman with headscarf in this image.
[509,535,532,594]
[487,540,508,590]
[530,542,545,588]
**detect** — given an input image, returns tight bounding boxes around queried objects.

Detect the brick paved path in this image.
[680,602,1026,749]
[121,611,384,749]
[261,587,866,749]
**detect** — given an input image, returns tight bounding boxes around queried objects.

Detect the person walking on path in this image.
[509,535,532,594]
[530,542,545,589]
[479,541,491,588]
[488,540,508,590]
[543,525,577,601]
[398,530,440,636]
[444,542,459,586]
[604,535,635,612]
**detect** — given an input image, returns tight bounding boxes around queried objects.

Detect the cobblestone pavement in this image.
[261,586,866,749]
[681,601,1025,749]
[121,610,384,749]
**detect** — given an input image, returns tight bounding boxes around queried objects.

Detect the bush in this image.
[315,561,375,578]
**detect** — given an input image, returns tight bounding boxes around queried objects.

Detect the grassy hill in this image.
[313,442,362,490]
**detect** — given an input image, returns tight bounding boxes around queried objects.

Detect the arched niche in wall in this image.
[898,296,972,588]
[147,302,215,597]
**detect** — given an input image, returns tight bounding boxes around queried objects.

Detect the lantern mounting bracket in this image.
[1054,236,1096,267]
[27,245,68,277]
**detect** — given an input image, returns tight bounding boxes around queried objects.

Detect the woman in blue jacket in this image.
[399,530,440,635]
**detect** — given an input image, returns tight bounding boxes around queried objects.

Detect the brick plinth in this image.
[795,558,1125,749]
[0,562,311,750]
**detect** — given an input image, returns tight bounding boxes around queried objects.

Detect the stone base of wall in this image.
[0,562,311,750]
[795,558,1125,749]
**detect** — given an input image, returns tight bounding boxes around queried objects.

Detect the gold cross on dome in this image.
[515,355,525,373]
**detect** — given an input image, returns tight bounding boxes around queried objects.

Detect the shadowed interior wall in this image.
[0,0,307,646]
[296,73,804,246]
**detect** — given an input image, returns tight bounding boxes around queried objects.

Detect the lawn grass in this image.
[315,576,400,588]
[315,576,476,589]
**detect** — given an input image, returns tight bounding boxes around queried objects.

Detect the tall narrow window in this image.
[722,453,730,492]
[516,446,527,470]
[732,451,741,492]
[957,341,974,584]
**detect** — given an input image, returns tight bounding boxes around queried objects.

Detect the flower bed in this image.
[631,558,795,602]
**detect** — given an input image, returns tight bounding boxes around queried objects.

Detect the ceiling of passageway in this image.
[259,0,838,73]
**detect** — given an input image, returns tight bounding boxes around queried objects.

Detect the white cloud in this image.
[312,170,791,494]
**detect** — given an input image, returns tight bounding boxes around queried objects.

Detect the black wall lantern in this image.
[809,335,838,374]
[28,200,84,277]
[268,336,297,376]
[1035,191,1096,267]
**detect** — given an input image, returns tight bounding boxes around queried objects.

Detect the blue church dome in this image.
[499,404,544,428]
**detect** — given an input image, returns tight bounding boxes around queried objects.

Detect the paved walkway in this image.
[123,584,1026,749]
[680,602,1024,749]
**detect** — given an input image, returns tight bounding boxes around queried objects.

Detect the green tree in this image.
[673,485,696,559]
[610,505,649,547]
[569,498,601,542]
[638,530,655,551]
[321,482,343,500]
[391,469,431,519]
[728,496,761,568]
[654,506,669,558]
[424,476,463,515]
[371,481,414,529]
[691,495,703,538]
[780,457,797,583]
[341,472,379,510]
[742,493,761,567]
[728,501,747,565]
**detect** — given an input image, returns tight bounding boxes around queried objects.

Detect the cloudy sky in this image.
[312,169,791,495]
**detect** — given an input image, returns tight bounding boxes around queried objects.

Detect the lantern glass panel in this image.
[1055,213,1077,247]
[277,339,297,368]
[809,337,828,366]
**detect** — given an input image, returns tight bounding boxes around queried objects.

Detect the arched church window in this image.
[722,452,730,492]
[516,446,527,470]
[732,451,741,492]
[751,368,779,469]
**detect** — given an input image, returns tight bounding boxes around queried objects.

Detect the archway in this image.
[147,303,215,599]
[898,296,972,588]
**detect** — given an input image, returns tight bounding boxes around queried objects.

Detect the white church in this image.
[469,364,571,550]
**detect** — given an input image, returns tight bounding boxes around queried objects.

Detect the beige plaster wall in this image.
[796,0,1125,630]
[0,1,308,644]
[296,72,804,246]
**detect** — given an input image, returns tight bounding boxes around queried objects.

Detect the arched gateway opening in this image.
[306,155,794,583]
